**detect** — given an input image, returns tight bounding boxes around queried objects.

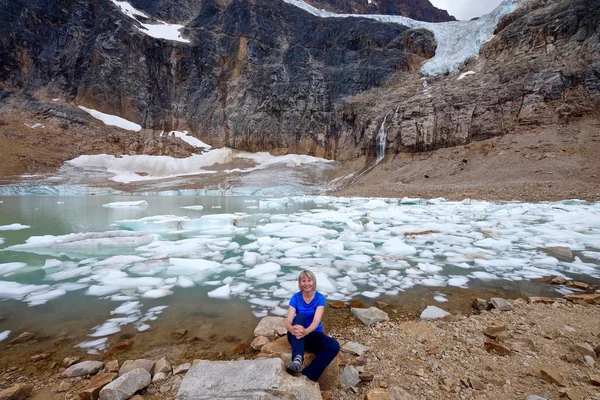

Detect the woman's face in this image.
[300,276,315,293]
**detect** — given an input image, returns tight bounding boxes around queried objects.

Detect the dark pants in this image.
[286,314,340,382]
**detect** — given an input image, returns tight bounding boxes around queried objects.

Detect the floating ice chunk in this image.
[79,106,142,131]
[182,205,204,211]
[86,285,121,296]
[0,281,49,300]
[90,321,121,337]
[177,277,195,287]
[248,298,280,308]
[381,238,417,255]
[361,291,380,298]
[245,262,281,278]
[0,262,28,275]
[253,310,268,318]
[284,245,316,258]
[168,258,221,274]
[208,284,231,298]
[471,271,499,280]
[582,251,600,260]
[0,223,30,231]
[103,200,148,208]
[46,266,93,281]
[0,330,10,342]
[142,289,173,298]
[138,324,151,332]
[112,301,140,315]
[116,215,186,232]
[93,255,147,267]
[311,271,337,293]
[447,276,469,287]
[421,277,447,287]
[26,288,67,306]
[416,263,443,274]
[43,259,62,269]
[230,282,251,294]
[270,307,288,316]
[474,238,513,250]
[7,231,156,255]
[76,337,108,349]
[346,220,364,232]
[434,295,448,302]
[241,252,261,266]
[271,225,338,239]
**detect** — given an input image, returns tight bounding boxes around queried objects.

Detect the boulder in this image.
[62,357,80,368]
[540,367,567,386]
[341,341,368,356]
[541,246,575,262]
[62,361,105,378]
[79,373,117,400]
[118,359,154,376]
[153,358,172,374]
[472,298,488,310]
[173,363,191,375]
[420,306,450,320]
[176,358,321,400]
[364,389,394,400]
[257,336,339,391]
[490,298,513,311]
[339,366,360,388]
[351,307,389,326]
[564,294,600,304]
[571,343,596,358]
[99,368,151,400]
[251,336,270,350]
[0,384,33,400]
[254,316,287,339]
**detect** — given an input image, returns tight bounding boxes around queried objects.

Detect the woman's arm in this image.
[286,305,297,333]
[302,305,324,335]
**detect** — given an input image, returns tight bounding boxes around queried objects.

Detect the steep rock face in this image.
[303,0,456,22]
[342,0,600,159]
[0,0,434,160]
[0,0,598,175]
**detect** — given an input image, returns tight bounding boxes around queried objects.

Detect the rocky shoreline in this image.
[1,279,599,400]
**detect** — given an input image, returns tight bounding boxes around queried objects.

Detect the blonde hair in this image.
[297,270,317,291]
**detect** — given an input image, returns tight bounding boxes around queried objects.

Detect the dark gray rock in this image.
[61,361,105,378]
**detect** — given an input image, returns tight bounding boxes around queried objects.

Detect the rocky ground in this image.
[1,288,599,399]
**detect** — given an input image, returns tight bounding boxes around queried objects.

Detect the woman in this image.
[285,270,340,382]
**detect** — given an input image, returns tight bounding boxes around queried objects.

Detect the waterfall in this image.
[375,115,387,164]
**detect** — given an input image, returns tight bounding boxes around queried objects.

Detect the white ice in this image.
[78,106,142,131]
[161,131,212,149]
[103,200,148,208]
[0,330,10,342]
[0,223,30,231]
[284,0,523,76]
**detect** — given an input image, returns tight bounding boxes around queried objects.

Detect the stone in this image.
[173,363,191,375]
[468,377,485,390]
[56,381,71,393]
[364,389,394,400]
[378,381,388,388]
[359,372,374,381]
[119,359,154,376]
[258,336,339,391]
[99,368,151,400]
[153,358,172,374]
[420,306,450,320]
[109,340,133,353]
[62,361,105,378]
[63,357,80,368]
[564,294,600,304]
[31,353,51,362]
[329,301,345,309]
[594,344,600,357]
[503,338,536,353]
[541,246,575,262]
[484,341,512,356]
[251,336,270,350]
[171,329,187,338]
[490,298,513,311]
[375,301,388,309]
[525,396,549,400]
[79,373,117,400]
[0,384,33,400]
[342,341,368,356]
[387,387,416,400]
[589,374,600,385]
[176,358,321,400]
[9,332,34,344]
[340,366,360,388]
[571,343,596,358]
[472,298,488,311]
[351,307,389,326]
[483,324,507,339]
[350,299,367,309]
[253,316,287,339]
[528,297,566,304]
[540,367,568,386]
[152,372,168,383]
[583,355,595,367]
[550,276,567,284]
[565,281,590,290]
[564,388,584,400]
[105,360,119,373]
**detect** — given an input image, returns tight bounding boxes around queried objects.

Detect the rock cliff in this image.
[0,0,598,177]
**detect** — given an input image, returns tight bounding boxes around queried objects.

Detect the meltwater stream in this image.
[0,195,599,359]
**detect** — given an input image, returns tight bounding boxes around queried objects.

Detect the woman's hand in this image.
[292,324,306,339]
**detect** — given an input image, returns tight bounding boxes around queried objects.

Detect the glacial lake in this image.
[0,194,599,358]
